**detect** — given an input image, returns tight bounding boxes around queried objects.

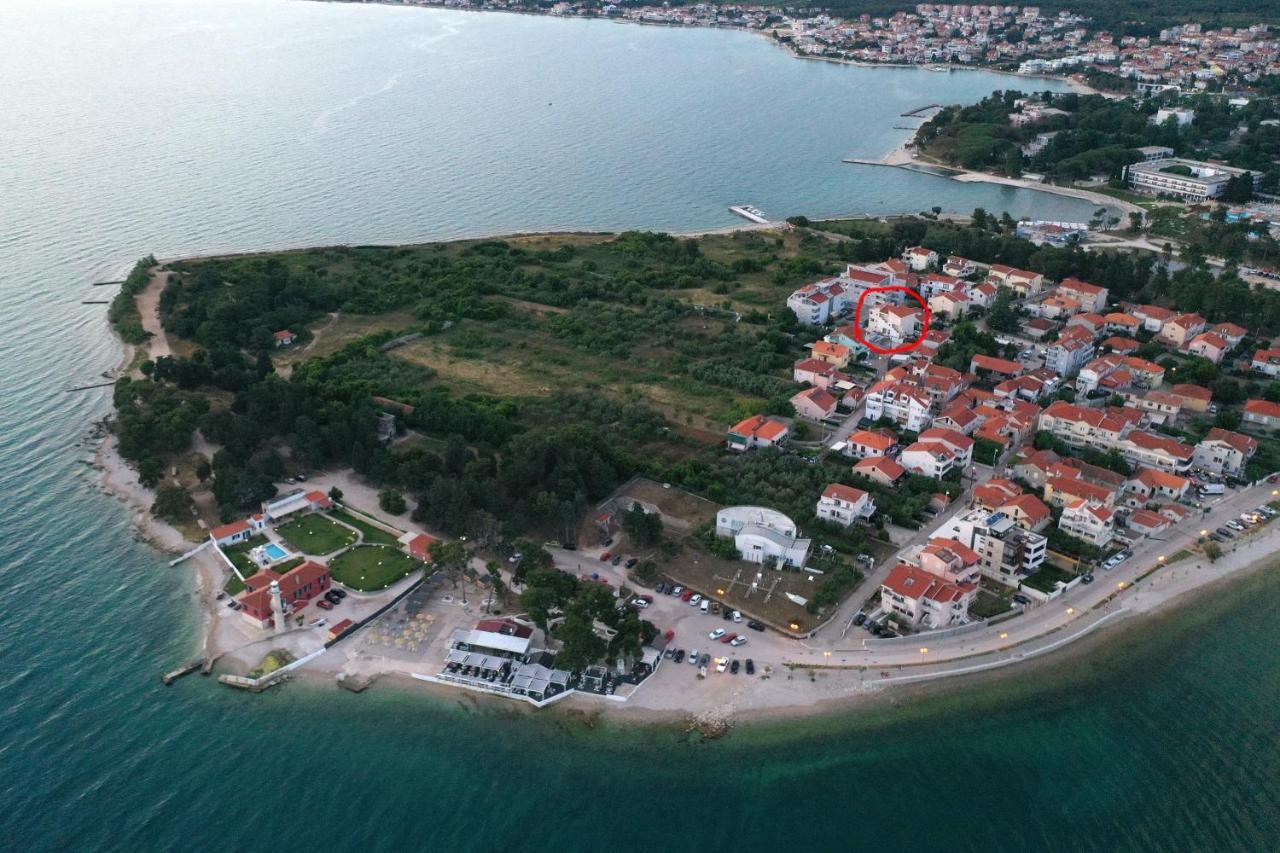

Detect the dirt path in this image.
[136,267,172,361]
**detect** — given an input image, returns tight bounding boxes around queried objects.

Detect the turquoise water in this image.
[0,1,1277,850]
[264,542,289,562]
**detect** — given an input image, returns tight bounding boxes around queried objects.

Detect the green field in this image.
[276,515,358,556]
[329,545,421,591]
[329,508,401,546]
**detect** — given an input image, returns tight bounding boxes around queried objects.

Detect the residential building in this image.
[1124,157,1260,202]
[1058,499,1116,547]
[1244,399,1280,430]
[1125,467,1191,504]
[918,538,982,585]
[853,455,906,487]
[1251,348,1280,378]
[1117,430,1194,474]
[791,386,839,421]
[938,508,1048,583]
[816,484,876,527]
[900,440,959,479]
[1000,493,1052,532]
[880,564,976,631]
[1058,278,1108,313]
[845,428,897,459]
[726,415,790,452]
[273,329,295,347]
[1037,401,1140,451]
[1187,332,1228,364]
[1193,428,1257,475]
[903,245,938,271]
[238,561,332,629]
[864,380,934,431]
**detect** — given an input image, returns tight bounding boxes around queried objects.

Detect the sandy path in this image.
[135,267,172,361]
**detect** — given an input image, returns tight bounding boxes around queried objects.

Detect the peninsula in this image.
[101,210,1280,727]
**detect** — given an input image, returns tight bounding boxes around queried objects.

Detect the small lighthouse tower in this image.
[269,580,287,634]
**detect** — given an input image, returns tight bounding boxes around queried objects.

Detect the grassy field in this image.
[329,545,421,591]
[329,508,401,546]
[1022,563,1078,593]
[276,515,358,556]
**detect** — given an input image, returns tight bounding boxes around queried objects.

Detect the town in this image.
[347,0,1280,93]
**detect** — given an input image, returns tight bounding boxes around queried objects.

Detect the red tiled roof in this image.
[210,519,250,541]
[822,483,869,503]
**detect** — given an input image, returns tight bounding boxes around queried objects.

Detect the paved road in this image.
[785,479,1276,673]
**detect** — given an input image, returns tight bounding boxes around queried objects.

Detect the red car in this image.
[600,551,611,561]
[316,599,334,610]
[681,589,695,602]
[719,632,737,644]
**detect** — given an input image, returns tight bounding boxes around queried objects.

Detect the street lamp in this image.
[999,631,1008,640]
[1066,607,1075,615]
[1118,581,1127,589]
[919,647,928,654]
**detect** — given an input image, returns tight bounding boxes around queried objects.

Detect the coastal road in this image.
[784,478,1279,673]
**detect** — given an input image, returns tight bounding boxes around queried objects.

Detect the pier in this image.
[161,661,202,685]
[91,280,125,286]
[900,103,941,117]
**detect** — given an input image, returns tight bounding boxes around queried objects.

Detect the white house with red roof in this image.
[865,303,924,345]
[209,513,267,547]
[1245,399,1280,429]
[880,563,976,630]
[865,380,933,431]
[1117,430,1194,474]
[1192,428,1257,475]
[987,264,1044,296]
[261,489,333,523]
[1186,332,1228,363]
[900,440,959,479]
[791,386,839,421]
[273,329,296,347]
[903,245,939,271]
[853,455,906,487]
[816,483,876,527]
[845,428,897,459]
[726,415,790,452]
[917,427,974,467]
[1159,312,1206,347]
[399,530,438,561]
[1124,467,1191,505]
[1059,499,1115,547]
[1058,277,1109,313]
[943,256,978,278]
[918,538,982,584]
[1000,493,1052,532]
[1250,348,1280,377]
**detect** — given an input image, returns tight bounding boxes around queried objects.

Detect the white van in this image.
[700,599,710,614]
[732,610,742,623]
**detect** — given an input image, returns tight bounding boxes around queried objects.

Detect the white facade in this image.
[715,506,811,568]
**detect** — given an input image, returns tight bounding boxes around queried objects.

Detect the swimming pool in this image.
[263,542,289,562]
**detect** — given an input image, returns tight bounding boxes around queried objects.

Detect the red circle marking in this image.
[851,286,931,355]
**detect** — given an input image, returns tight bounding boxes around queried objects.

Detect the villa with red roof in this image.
[237,560,332,629]
[726,415,790,452]
[273,330,295,347]
[918,539,982,584]
[815,483,876,527]
[853,455,906,487]
[880,563,976,630]
[791,386,839,421]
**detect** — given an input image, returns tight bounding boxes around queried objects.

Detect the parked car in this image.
[325,591,342,604]
[853,613,866,626]
[722,608,732,621]
[730,636,747,647]
[732,610,742,623]
[710,602,721,615]
[715,657,729,674]
[745,659,755,675]
[689,648,700,665]
[625,558,638,568]
[561,542,576,551]
[675,649,685,663]
[1080,574,1094,585]
[599,551,611,561]
[671,585,683,596]
[700,653,711,668]
[316,599,334,610]
[708,628,726,640]
[681,589,695,601]
[720,632,737,644]
[699,599,710,614]
[611,555,622,566]
[1012,594,1031,606]
[747,620,765,632]
[655,582,666,595]
[730,659,741,675]
[689,594,702,606]
[631,597,649,609]
[330,588,347,599]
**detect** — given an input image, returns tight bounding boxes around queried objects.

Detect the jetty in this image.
[91,280,125,286]
[728,204,769,224]
[901,103,941,117]
[81,300,109,305]
[64,380,117,393]
[161,661,201,685]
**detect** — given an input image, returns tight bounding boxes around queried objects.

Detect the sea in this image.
[0,1,1277,850]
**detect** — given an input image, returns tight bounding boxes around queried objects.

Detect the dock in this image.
[81,300,109,305]
[901,103,942,117]
[162,661,202,685]
[728,204,770,224]
[91,280,125,286]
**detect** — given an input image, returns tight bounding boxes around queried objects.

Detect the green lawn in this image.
[276,515,358,556]
[329,508,401,546]
[328,545,421,591]
[1023,564,1078,593]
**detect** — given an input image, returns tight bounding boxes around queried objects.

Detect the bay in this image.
[0,2,1276,851]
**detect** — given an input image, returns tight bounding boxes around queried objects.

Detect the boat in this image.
[728,204,769,224]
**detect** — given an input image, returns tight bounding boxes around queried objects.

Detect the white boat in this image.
[729,204,769,224]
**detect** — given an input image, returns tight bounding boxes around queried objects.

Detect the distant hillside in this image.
[768,1,1280,30]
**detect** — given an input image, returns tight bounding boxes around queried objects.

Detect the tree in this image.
[429,539,470,598]
[328,486,344,502]
[195,458,211,483]
[621,503,663,547]
[1128,211,1144,234]
[378,488,407,515]
[1205,541,1223,563]
[151,484,192,522]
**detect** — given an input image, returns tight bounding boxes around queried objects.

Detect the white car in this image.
[631,597,649,609]
[715,657,729,673]
[689,593,702,606]
[689,648,700,665]
[730,636,747,647]
[708,628,726,640]
[732,610,742,623]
